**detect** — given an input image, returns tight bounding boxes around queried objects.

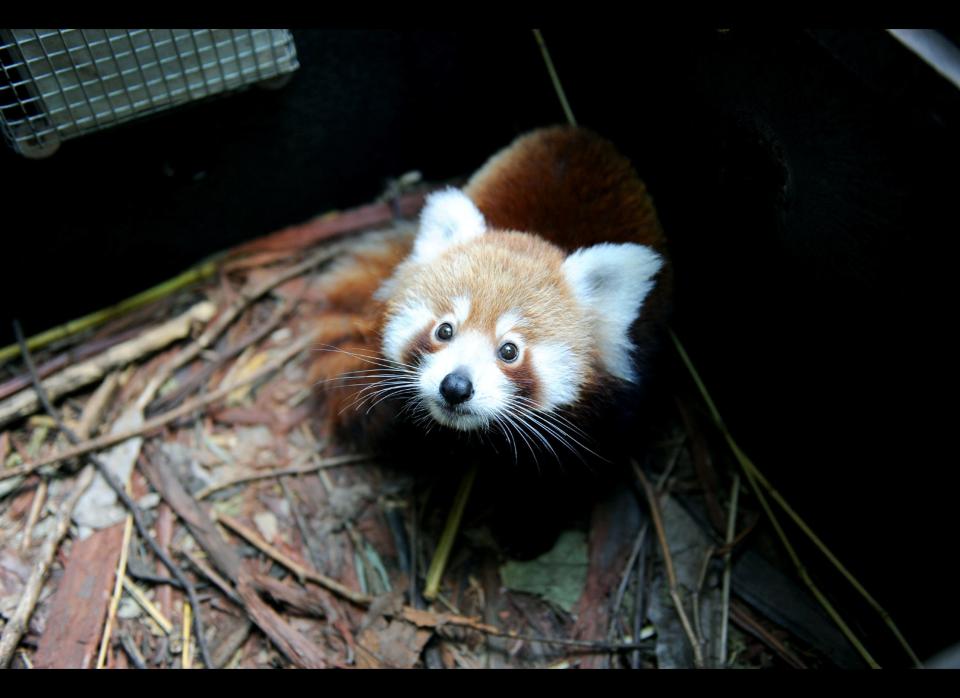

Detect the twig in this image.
[144,245,330,413]
[456,628,649,653]
[214,506,642,656]
[607,521,650,642]
[19,478,47,551]
[631,526,651,669]
[182,600,193,669]
[0,369,121,664]
[737,447,880,668]
[729,599,808,670]
[279,475,325,572]
[194,452,370,500]
[122,576,174,635]
[633,462,705,668]
[0,301,216,428]
[719,474,740,667]
[216,512,372,606]
[532,30,577,127]
[125,565,183,589]
[423,462,478,601]
[656,434,687,491]
[147,295,295,415]
[181,549,244,606]
[11,321,214,668]
[0,326,140,403]
[2,329,319,482]
[76,371,121,439]
[670,329,915,667]
[744,448,918,665]
[119,632,147,669]
[0,465,95,667]
[139,448,331,669]
[405,603,652,652]
[691,544,716,667]
[250,571,331,618]
[675,397,727,533]
[97,514,134,668]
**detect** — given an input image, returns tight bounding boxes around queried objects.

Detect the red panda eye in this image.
[436,323,454,341]
[498,342,519,362]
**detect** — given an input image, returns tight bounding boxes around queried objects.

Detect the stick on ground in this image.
[0,301,215,429]
[2,329,319,483]
[11,321,214,668]
[633,461,705,668]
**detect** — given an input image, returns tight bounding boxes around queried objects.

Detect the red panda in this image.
[309,126,671,465]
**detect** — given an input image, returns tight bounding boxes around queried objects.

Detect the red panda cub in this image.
[311,126,671,468]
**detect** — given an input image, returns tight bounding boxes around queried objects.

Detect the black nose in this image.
[440,370,473,405]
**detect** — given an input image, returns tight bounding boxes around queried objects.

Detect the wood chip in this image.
[31,523,125,668]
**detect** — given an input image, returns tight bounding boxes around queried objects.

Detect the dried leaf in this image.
[499,530,589,613]
[357,619,431,669]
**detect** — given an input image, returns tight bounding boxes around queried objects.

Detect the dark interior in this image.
[1,28,956,665]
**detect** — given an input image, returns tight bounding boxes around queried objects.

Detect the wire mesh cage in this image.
[0,29,299,158]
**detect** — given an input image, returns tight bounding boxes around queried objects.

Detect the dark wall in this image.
[1,30,560,336]
[2,28,957,663]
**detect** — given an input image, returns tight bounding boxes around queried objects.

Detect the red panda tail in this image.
[465,125,666,254]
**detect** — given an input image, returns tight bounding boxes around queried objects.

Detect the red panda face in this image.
[375,189,663,436]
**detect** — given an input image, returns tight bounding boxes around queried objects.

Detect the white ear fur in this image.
[561,242,663,383]
[410,188,486,265]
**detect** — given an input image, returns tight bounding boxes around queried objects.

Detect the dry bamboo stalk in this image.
[2,329,318,482]
[194,452,371,500]
[181,550,243,606]
[0,301,215,428]
[182,600,193,669]
[145,243,344,405]
[423,463,478,601]
[122,576,174,635]
[97,514,134,668]
[719,474,740,667]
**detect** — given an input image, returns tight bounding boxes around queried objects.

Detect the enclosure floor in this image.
[0,194,845,669]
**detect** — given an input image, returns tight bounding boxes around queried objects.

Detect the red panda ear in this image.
[561,243,663,382]
[410,188,486,264]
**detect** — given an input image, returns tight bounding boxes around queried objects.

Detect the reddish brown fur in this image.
[465,126,666,254]
[308,230,413,437]
[401,324,435,366]
[503,348,541,403]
